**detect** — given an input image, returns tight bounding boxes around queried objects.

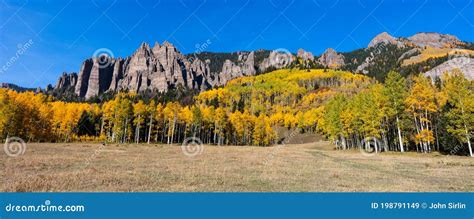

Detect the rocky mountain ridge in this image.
[341,32,472,80]
[368,32,463,49]
[56,42,305,99]
[22,32,473,98]
[318,48,345,68]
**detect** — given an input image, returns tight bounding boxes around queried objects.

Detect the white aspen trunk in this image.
[396,116,404,152]
[112,112,117,142]
[218,127,222,146]
[466,133,473,157]
[374,137,378,153]
[135,115,141,144]
[171,117,176,144]
[213,122,218,144]
[341,135,346,150]
[425,110,431,152]
[364,136,368,151]
[419,115,426,153]
[123,119,128,143]
[167,121,171,144]
[147,114,153,144]
[460,106,473,157]
[111,123,116,142]
[413,111,421,152]
[464,120,473,157]
[382,131,388,152]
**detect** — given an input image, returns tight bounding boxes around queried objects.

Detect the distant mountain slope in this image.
[0,83,36,92]
[342,43,413,81]
[424,57,474,80]
[340,32,473,81]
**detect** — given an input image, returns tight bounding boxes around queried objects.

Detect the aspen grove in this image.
[0,69,472,156]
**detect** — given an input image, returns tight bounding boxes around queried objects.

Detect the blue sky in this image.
[0,0,473,88]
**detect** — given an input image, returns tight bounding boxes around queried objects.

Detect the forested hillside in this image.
[0,69,472,156]
[342,44,414,81]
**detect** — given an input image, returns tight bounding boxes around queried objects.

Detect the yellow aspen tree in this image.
[443,71,474,157]
[405,76,437,153]
[133,100,147,143]
[154,103,164,142]
[146,100,156,144]
[384,71,408,152]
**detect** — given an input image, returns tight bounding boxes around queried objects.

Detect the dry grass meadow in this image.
[1,141,473,192]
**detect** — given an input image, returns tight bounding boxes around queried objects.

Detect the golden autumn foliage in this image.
[402,47,474,66]
[0,68,472,155]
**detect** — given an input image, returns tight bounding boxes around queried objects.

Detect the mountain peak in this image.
[162,41,175,48]
[297,48,314,62]
[408,32,461,48]
[139,42,151,50]
[368,32,399,47]
[132,42,152,58]
[324,48,337,53]
[318,48,344,69]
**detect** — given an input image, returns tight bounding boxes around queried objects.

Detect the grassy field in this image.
[1,142,473,192]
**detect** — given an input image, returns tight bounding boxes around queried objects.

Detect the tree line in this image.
[0,69,472,156]
[319,70,473,156]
